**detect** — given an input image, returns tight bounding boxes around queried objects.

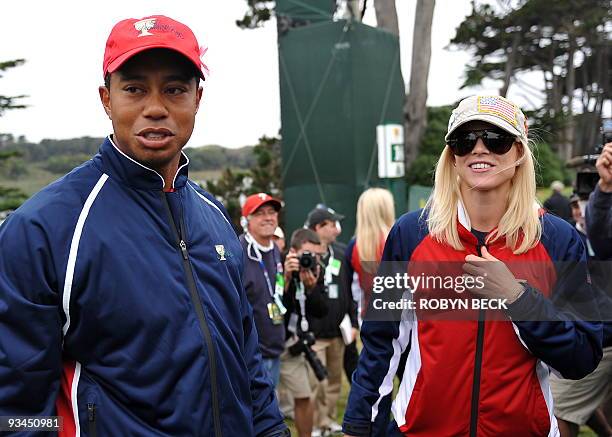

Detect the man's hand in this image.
[284,248,320,290]
[299,267,319,290]
[284,249,299,285]
[463,246,524,304]
[596,142,612,193]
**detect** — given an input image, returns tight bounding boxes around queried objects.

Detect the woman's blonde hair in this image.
[424,139,541,254]
[356,188,396,271]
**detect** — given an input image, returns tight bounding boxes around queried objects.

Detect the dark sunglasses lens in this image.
[482,131,515,154]
[448,132,477,156]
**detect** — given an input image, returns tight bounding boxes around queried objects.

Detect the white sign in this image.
[377,124,405,178]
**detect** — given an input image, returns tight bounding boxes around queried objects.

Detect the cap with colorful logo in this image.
[103,15,208,80]
[241,193,282,218]
[445,95,529,147]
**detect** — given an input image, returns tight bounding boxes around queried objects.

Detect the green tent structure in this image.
[277,1,406,241]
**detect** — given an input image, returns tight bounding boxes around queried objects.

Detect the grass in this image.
[0,164,61,197]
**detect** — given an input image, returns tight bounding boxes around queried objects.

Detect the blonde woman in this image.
[346,188,396,318]
[342,96,603,437]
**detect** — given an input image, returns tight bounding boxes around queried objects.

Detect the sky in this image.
[0,0,521,149]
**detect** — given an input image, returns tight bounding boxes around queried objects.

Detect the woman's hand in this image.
[463,246,524,304]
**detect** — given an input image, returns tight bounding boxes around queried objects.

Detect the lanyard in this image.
[295,281,309,332]
[258,259,278,298]
[245,232,280,298]
[325,245,335,286]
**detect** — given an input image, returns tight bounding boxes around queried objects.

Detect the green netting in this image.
[276,0,336,22]
[279,20,405,241]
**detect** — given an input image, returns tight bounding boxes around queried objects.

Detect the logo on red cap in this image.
[134,18,156,37]
[242,193,282,218]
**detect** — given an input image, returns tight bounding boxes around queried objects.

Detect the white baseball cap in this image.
[445,95,529,147]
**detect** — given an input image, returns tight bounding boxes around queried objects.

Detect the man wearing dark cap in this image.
[240,193,285,388]
[0,15,287,437]
[305,205,359,436]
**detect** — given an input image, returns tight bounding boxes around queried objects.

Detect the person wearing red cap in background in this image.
[0,15,288,437]
[239,193,286,389]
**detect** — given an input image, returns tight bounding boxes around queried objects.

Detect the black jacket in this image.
[544,191,571,221]
[309,241,359,339]
[586,185,612,260]
[283,267,328,340]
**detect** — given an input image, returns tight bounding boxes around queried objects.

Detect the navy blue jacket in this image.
[0,137,288,436]
[239,234,286,359]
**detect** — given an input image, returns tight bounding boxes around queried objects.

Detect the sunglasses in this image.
[446,129,516,156]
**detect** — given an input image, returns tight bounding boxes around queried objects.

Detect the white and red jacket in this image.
[342,207,603,437]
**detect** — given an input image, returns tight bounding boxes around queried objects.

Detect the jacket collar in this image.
[456,200,542,249]
[456,199,507,248]
[96,136,189,191]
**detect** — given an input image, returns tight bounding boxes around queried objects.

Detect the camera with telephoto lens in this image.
[288,330,328,381]
[566,119,612,197]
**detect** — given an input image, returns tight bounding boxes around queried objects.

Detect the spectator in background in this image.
[544,180,572,222]
[273,226,286,253]
[306,206,358,436]
[343,188,396,387]
[240,193,285,388]
[550,191,612,437]
[586,142,612,260]
[280,229,328,437]
[346,188,396,319]
[567,194,597,259]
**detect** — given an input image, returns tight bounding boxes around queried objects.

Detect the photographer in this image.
[586,142,612,260]
[551,188,612,437]
[551,137,612,437]
[279,229,328,437]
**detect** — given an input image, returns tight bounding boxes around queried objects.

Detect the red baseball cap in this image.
[103,15,207,79]
[242,193,282,218]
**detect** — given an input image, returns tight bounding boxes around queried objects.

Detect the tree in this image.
[0,59,27,116]
[236,0,275,29]
[451,0,611,160]
[403,0,436,167]
[0,59,28,210]
[374,0,399,36]
[250,135,282,195]
[202,135,282,231]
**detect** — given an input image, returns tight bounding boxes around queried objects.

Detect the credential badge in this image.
[134,18,156,37]
[215,244,226,261]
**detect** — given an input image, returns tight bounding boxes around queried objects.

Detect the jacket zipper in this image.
[87,403,97,437]
[469,243,486,437]
[161,193,222,437]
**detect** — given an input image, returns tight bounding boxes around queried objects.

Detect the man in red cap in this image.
[0,15,288,437]
[239,193,285,388]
